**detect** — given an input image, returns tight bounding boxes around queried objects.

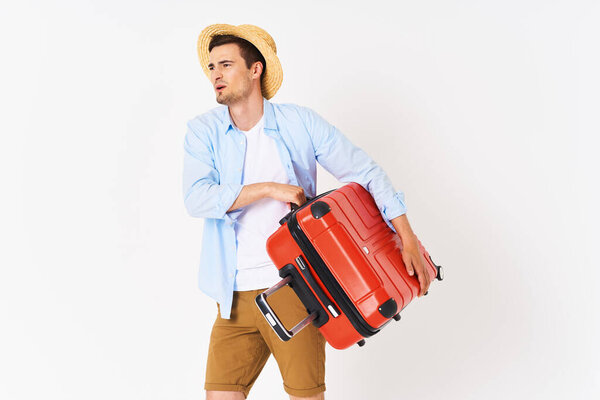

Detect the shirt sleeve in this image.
[182,120,243,221]
[300,106,407,228]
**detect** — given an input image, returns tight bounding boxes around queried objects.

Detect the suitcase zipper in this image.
[295,255,341,318]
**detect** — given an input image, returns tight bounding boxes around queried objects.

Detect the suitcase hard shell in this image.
[255,182,443,349]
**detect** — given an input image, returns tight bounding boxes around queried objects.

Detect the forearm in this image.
[183,181,243,219]
[390,214,417,242]
[227,182,272,212]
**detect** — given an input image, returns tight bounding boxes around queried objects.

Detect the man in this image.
[182,24,430,400]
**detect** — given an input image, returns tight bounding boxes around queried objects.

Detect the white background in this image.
[2,0,599,399]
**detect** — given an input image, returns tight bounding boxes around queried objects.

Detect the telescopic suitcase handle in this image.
[255,276,318,341]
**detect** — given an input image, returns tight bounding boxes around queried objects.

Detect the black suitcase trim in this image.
[279,263,330,328]
[287,207,380,338]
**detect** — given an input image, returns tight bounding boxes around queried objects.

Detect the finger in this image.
[416,262,427,297]
[404,257,415,276]
[425,260,432,289]
[418,268,426,297]
[300,189,307,204]
[426,263,432,288]
[421,274,429,297]
[297,194,306,206]
[422,263,431,295]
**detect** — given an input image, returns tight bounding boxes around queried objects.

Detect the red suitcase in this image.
[255,182,443,349]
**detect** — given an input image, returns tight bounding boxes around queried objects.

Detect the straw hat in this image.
[197,24,283,100]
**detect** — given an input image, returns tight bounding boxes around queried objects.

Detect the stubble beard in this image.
[216,76,253,106]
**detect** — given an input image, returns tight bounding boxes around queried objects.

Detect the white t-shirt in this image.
[233,114,291,290]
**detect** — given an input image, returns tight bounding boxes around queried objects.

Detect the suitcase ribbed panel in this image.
[301,186,397,328]
[265,217,364,349]
[311,224,382,301]
[264,182,442,349]
[289,214,380,337]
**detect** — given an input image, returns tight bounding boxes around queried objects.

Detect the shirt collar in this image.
[221,97,277,134]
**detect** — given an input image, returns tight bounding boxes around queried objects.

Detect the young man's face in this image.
[208,43,259,105]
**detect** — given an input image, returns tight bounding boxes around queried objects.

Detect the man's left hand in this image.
[400,234,431,297]
[390,214,431,297]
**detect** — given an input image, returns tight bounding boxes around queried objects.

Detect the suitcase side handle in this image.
[279,197,313,226]
[255,276,318,341]
[279,196,313,225]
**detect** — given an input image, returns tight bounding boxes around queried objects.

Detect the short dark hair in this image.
[209,35,266,82]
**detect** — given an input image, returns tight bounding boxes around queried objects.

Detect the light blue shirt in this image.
[182,97,407,319]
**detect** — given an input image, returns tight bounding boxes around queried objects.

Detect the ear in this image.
[251,61,264,80]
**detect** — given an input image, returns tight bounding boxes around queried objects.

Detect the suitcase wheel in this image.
[357,339,366,347]
[393,313,401,321]
[436,265,445,281]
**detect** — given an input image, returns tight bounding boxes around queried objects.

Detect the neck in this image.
[228,90,264,131]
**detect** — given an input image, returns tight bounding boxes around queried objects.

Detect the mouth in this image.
[215,85,226,92]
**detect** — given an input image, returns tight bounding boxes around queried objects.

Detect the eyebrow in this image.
[207,60,235,68]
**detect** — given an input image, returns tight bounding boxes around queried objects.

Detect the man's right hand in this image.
[266,183,307,209]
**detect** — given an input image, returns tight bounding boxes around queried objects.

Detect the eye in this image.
[224,64,231,67]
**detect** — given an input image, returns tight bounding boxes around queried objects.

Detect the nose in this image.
[211,67,223,82]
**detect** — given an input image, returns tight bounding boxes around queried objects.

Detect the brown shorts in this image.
[205,285,326,398]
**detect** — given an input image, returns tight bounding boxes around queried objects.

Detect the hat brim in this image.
[197,24,283,100]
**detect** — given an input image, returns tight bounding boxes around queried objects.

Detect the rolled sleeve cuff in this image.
[381,191,407,232]
[220,183,244,222]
